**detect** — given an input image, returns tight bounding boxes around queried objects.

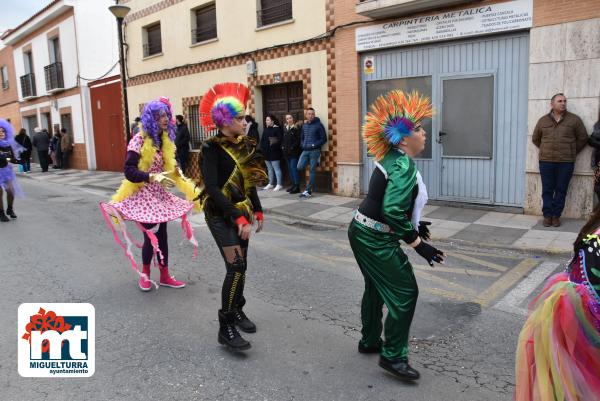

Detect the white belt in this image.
[354,210,391,233]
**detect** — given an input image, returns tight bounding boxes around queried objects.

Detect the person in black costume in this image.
[244,115,260,144]
[175,115,191,173]
[14,128,32,173]
[588,111,600,201]
[197,83,268,351]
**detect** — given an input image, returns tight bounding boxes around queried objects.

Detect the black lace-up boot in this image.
[234,297,256,333]
[218,310,251,351]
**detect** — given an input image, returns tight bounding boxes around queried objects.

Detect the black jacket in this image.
[200,134,262,222]
[0,146,15,168]
[32,132,50,152]
[15,133,32,160]
[282,123,301,159]
[175,123,190,154]
[589,120,600,166]
[247,122,260,144]
[260,125,283,161]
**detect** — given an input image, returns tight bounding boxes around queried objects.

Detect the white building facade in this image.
[2,0,120,169]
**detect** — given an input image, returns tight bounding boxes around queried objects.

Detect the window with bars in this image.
[143,23,162,57]
[257,0,292,27]
[188,105,217,149]
[1,66,8,90]
[192,3,217,44]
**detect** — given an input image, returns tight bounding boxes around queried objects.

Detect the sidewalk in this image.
[20,166,583,254]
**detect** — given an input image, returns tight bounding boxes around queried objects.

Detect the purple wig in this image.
[140,100,176,146]
[0,119,24,159]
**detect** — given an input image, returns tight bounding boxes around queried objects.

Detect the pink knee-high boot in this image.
[159,265,185,288]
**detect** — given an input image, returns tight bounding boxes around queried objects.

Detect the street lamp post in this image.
[109,4,131,143]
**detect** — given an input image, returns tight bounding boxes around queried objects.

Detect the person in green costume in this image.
[348,90,445,381]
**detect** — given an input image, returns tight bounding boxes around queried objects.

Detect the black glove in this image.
[418,221,431,241]
[414,240,444,266]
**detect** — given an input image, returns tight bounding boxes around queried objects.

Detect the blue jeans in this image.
[21,160,31,172]
[539,161,574,218]
[287,158,299,186]
[297,150,320,192]
[265,160,282,186]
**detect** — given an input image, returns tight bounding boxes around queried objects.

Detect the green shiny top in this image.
[380,150,417,243]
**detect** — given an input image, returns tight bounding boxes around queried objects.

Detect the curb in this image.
[18,172,115,193]
[20,171,573,257]
[265,208,573,257]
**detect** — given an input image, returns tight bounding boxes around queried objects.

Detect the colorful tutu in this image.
[515,272,600,401]
[0,165,24,197]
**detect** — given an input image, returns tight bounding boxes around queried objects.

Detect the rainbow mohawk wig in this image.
[199,83,249,129]
[362,90,433,161]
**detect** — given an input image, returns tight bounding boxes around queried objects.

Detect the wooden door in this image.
[90,79,126,172]
[262,81,303,126]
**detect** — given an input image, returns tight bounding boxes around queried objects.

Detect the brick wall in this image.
[334,0,370,166]
[0,102,22,132]
[0,46,19,106]
[69,143,88,170]
[534,0,600,27]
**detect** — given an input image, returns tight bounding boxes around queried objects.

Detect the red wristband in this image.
[235,216,250,226]
[254,212,264,221]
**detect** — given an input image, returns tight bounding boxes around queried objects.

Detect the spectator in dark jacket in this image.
[14,128,32,173]
[131,117,141,137]
[245,115,260,145]
[175,115,191,173]
[282,114,302,194]
[532,93,588,227]
[32,127,50,172]
[60,128,72,169]
[53,130,63,168]
[589,112,600,202]
[49,130,60,168]
[259,114,283,191]
[297,107,327,198]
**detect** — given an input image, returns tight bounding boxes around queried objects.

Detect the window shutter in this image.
[146,24,162,55]
[194,4,217,43]
[259,0,292,27]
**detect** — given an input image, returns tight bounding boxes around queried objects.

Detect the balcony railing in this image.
[192,26,217,44]
[257,1,292,27]
[143,42,162,58]
[20,73,36,98]
[44,62,64,92]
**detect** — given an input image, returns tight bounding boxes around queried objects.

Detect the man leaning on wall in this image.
[532,93,588,227]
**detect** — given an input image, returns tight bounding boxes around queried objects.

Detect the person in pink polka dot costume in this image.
[100,99,197,292]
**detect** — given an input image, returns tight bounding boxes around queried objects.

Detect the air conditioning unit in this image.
[245,59,257,76]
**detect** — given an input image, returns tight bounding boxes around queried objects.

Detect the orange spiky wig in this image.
[362,90,433,161]
[199,82,250,130]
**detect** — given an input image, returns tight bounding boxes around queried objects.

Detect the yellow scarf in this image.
[111,131,199,210]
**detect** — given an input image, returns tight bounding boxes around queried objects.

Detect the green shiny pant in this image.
[348,220,418,360]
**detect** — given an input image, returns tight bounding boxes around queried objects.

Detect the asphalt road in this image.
[1,178,568,401]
